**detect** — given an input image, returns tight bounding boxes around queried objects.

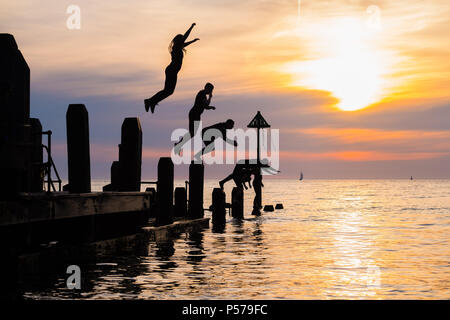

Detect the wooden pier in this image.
[0,34,275,296]
[0,34,212,261]
[0,191,151,226]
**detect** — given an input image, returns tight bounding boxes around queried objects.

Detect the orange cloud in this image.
[293,128,450,144]
[280,150,449,161]
[142,148,172,159]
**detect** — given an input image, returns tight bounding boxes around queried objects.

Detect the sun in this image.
[284,18,387,111]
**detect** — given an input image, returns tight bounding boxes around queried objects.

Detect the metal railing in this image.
[141,181,157,185]
[42,130,62,192]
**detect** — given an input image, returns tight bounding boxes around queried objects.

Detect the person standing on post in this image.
[252,168,264,211]
[145,23,199,113]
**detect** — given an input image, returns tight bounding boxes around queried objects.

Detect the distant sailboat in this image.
[299,171,303,181]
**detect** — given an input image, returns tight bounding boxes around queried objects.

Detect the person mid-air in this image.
[174,83,215,155]
[145,23,199,113]
[193,119,238,161]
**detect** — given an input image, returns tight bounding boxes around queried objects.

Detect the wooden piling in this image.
[252,171,263,216]
[231,187,244,219]
[110,160,120,188]
[118,118,142,191]
[102,161,120,191]
[157,157,174,226]
[66,104,91,193]
[0,34,30,125]
[29,118,43,192]
[188,162,204,219]
[0,34,31,198]
[211,188,226,226]
[145,187,157,217]
[174,187,187,218]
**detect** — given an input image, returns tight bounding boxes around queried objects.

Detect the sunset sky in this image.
[1,0,449,179]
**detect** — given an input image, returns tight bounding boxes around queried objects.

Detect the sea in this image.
[21,179,450,299]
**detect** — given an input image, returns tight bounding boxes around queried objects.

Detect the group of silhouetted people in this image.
[146,23,236,156]
[218,162,265,211]
[144,23,271,212]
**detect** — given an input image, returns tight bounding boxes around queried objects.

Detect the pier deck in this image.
[0,191,152,226]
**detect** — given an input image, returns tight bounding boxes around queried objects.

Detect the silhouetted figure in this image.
[145,23,199,113]
[242,172,252,190]
[189,82,215,135]
[219,163,252,190]
[194,119,237,160]
[174,83,215,154]
[252,168,264,211]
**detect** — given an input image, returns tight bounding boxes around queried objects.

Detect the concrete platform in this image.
[13,218,210,278]
[142,218,210,242]
[0,191,152,226]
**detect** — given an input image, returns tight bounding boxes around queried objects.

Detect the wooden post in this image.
[110,161,120,189]
[118,117,142,191]
[102,161,120,191]
[146,187,157,217]
[0,34,31,198]
[0,34,30,124]
[188,162,204,219]
[66,104,91,193]
[257,127,260,164]
[275,203,284,209]
[252,170,263,216]
[29,118,43,192]
[157,157,174,226]
[174,187,187,218]
[231,187,244,219]
[211,188,226,226]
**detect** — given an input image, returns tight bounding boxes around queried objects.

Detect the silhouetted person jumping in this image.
[188,83,215,135]
[174,83,215,154]
[145,23,199,113]
[194,119,238,160]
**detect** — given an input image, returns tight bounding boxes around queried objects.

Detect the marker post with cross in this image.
[247,110,271,165]
[247,111,270,215]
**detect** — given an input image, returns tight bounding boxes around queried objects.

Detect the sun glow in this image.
[285,19,389,111]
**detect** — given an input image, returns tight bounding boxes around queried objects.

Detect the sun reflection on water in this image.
[22,179,450,299]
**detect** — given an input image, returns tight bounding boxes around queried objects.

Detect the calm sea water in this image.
[23,179,450,299]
